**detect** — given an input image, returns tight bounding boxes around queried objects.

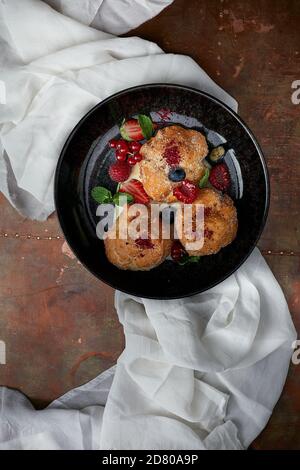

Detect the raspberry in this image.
[173,180,198,203]
[163,140,181,166]
[209,163,231,192]
[108,161,131,182]
[171,241,186,262]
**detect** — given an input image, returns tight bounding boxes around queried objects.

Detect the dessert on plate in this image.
[92,115,238,271]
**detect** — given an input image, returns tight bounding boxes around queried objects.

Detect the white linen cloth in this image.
[0,249,296,449]
[45,0,174,34]
[0,0,235,221]
[0,0,296,451]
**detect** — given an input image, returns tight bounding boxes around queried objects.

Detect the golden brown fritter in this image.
[104,205,172,271]
[175,188,238,256]
[139,125,208,202]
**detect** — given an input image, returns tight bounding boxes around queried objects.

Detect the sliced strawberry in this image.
[119,179,150,204]
[108,161,131,182]
[120,119,144,141]
[173,180,198,203]
[209,163,231,192]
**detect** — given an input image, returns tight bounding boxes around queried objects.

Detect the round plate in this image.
[55,84,269,299]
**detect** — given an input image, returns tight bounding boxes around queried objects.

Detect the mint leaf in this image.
[188,256,201,263]
[113,192,134,206]
[178,255,201,266]
[91,186,112,204]
[138,114,154,140]
[199,168,210,188]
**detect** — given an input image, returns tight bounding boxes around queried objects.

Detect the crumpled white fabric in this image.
[0,0,236,220]
[45,0,174,34]
[0,249,296,449]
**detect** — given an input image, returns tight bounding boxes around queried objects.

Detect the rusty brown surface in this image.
[0,194,124,408]
[0,0,300,449]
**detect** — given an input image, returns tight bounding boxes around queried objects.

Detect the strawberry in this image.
[120,115,155,141]
[173,180,198,203]
[120,119,144,141]
[119,179,150,204]
[209,163,231,192]
[108,161,131,182]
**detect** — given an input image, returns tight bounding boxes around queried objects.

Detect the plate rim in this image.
[54,83,270,299]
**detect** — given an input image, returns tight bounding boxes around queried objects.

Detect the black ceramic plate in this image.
[55,84,269,299]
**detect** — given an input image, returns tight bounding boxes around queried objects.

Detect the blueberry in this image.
[168,167,186,182]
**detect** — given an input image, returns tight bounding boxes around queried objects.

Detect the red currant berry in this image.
[128,157,136,166]
[133,152,142,162]
[116,150,127,162]
[108,139,118,148]
[117,146,128,156]
[116,140,129,152]
[129,141,141,153]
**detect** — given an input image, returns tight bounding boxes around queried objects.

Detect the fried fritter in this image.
[104,205,172,271]
[139,125,208,202]
[175,188,238,256]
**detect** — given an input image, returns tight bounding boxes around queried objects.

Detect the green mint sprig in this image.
[199,168,210,188]
[178,255,201,266]
[138,114,154,140]
[91,186,133,206]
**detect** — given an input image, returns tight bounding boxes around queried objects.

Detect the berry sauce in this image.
[204,228,213,239]
[157,108,172,121]
[204,207,212,217]
[163,140,181,166]
[135,238,154,249]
